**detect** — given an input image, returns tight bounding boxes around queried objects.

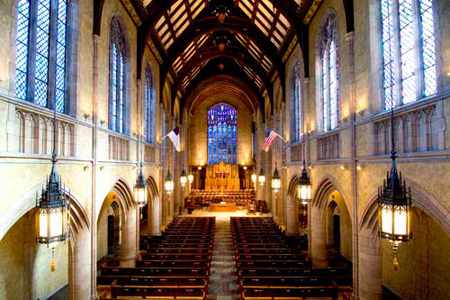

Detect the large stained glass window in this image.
[208,104,237,164]
[381,0,437,110]
[14,0,69,113]
[144,65,154,144]
[109,17,128,134]
[319,14,340,132]
[291,62,302,143]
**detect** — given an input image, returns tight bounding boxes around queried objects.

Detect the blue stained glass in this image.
[207,104,237,164]
[55,0,67,113]
[320,14,339,132]
[399,0,417,104]
[34,0,51,107]
[119,56,124,133]
[145,66,154,143]
[109,18,128,134]
[419,0,436,96]
[330,41,338,129]
[291,62,302,143]
[15,0,70,111]
[381,0,436,108]
[15,0,30,100]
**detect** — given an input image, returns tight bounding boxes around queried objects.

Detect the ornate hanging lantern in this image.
[298,160,312,204]
[36,102,70,246]
[258,167,266,186]
[271,163,281,192]
[180,168,187,187]
[188,173,194,184]
[251,171,257,184]
[165,170,174,194]
[36,163,70,245]
[134,162,147,207]
[378,104,412,269]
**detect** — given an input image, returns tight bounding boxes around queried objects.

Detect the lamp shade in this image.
[251,172,257,183]
[188,173,194,184]
[134,164,147,207]
[180,169,187,187]
[36,170,70,245]
[298,160,312,204]
[271,164,281,192]
[378,165,411,245]
[258,168,265,186]
[165,170,174,194]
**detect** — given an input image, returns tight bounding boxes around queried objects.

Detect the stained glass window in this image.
[144,65,154,144]
[207,104,237,165]
[381,0,437,110]
[319,14,340,132]
[291,62,302,143]
[55,0,67,113]
[15,0,30,101]
[14,0,69,112]
[109,17,128,134]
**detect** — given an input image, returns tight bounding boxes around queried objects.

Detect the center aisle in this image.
[208,218,239,300]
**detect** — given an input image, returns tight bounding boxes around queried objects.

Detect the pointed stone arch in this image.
[312,174,351,220]
[98,177,137,267]
[310,173,352,267]
[99,177,135,218]
[285,175,300,236]
[146,176,161,235]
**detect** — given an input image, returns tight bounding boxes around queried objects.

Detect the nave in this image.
[93,213,352,300]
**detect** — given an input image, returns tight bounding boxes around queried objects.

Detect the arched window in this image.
[291,62,302,143]
[109,17,128,134]
[319,14,340,132]
[207,104,237,165]
[381,0,437,109]
[15,0,69,113]
[144,65,154,144]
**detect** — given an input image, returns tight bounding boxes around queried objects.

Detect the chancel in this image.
[1,0,450,299]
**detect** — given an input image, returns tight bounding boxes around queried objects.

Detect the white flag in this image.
[165,127,180,152]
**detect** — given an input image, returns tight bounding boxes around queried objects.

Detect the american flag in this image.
[264,130,280,151]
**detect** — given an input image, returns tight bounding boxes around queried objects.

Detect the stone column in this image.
[358,230,382,300]
[90,33,100,299]
[286,195,299,236]
[310,206,327,267]
[121,206,137,267]
[346,31,361,299]
[70,228,92,300]
[149,195,161,235]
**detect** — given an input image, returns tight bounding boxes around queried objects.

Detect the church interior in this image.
[1,0,450,299]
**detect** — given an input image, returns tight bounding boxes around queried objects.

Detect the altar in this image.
[209,202,238,212]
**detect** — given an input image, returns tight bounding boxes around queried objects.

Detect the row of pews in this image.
[231,217,351,300]
[98,217,215,299]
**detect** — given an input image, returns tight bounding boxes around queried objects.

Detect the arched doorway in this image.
[97,179,136,268]
[311,175,353,268]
